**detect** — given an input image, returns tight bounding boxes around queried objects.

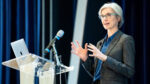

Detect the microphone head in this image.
[56,30,64,38]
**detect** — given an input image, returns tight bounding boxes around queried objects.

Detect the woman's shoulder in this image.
[120,32,134,42]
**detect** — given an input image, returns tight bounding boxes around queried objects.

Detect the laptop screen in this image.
[11,39,29,58]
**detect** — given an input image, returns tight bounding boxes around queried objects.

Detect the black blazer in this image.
[83,30,135,84]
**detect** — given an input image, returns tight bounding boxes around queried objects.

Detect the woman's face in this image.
[99,8,120,30]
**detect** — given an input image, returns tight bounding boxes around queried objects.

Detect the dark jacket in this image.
[83,30,135,84]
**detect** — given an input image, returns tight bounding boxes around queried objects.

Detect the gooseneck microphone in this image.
[44,30,64,54]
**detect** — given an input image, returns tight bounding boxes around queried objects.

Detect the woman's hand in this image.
[71,40,88,62]
[88,43,107,62]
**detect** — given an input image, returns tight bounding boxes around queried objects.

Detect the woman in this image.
[71,2,135,84]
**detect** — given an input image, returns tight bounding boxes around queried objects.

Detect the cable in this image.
[82,64,94,78]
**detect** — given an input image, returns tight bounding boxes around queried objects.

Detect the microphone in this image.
[44,30,64,54]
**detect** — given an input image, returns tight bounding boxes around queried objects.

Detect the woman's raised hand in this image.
[71,40,88,61]
[88,43,107,62]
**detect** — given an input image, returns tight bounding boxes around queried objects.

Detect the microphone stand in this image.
[52,43,61,66]
[52,43,62,84]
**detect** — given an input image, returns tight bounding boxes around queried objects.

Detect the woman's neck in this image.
[107,27,119,38]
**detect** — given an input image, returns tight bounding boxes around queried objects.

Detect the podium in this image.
[2,39,73,84]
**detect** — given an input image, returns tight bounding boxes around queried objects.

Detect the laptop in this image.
[11,39,29,58]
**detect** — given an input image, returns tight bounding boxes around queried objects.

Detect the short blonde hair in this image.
[99,2,124,28]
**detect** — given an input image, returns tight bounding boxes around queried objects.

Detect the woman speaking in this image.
[71,2,135,84]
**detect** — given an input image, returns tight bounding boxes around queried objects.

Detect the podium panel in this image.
[2,54,73,84]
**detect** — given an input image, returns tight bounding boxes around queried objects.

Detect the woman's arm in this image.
[103,36,135,78]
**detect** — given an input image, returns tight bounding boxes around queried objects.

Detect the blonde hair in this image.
[99,2,124,28]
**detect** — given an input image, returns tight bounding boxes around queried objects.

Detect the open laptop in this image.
[11,39,29,58]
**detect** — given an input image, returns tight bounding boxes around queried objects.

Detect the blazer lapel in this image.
[105,30,123,56]
[95,39,105,68]
[98,39,105,50]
